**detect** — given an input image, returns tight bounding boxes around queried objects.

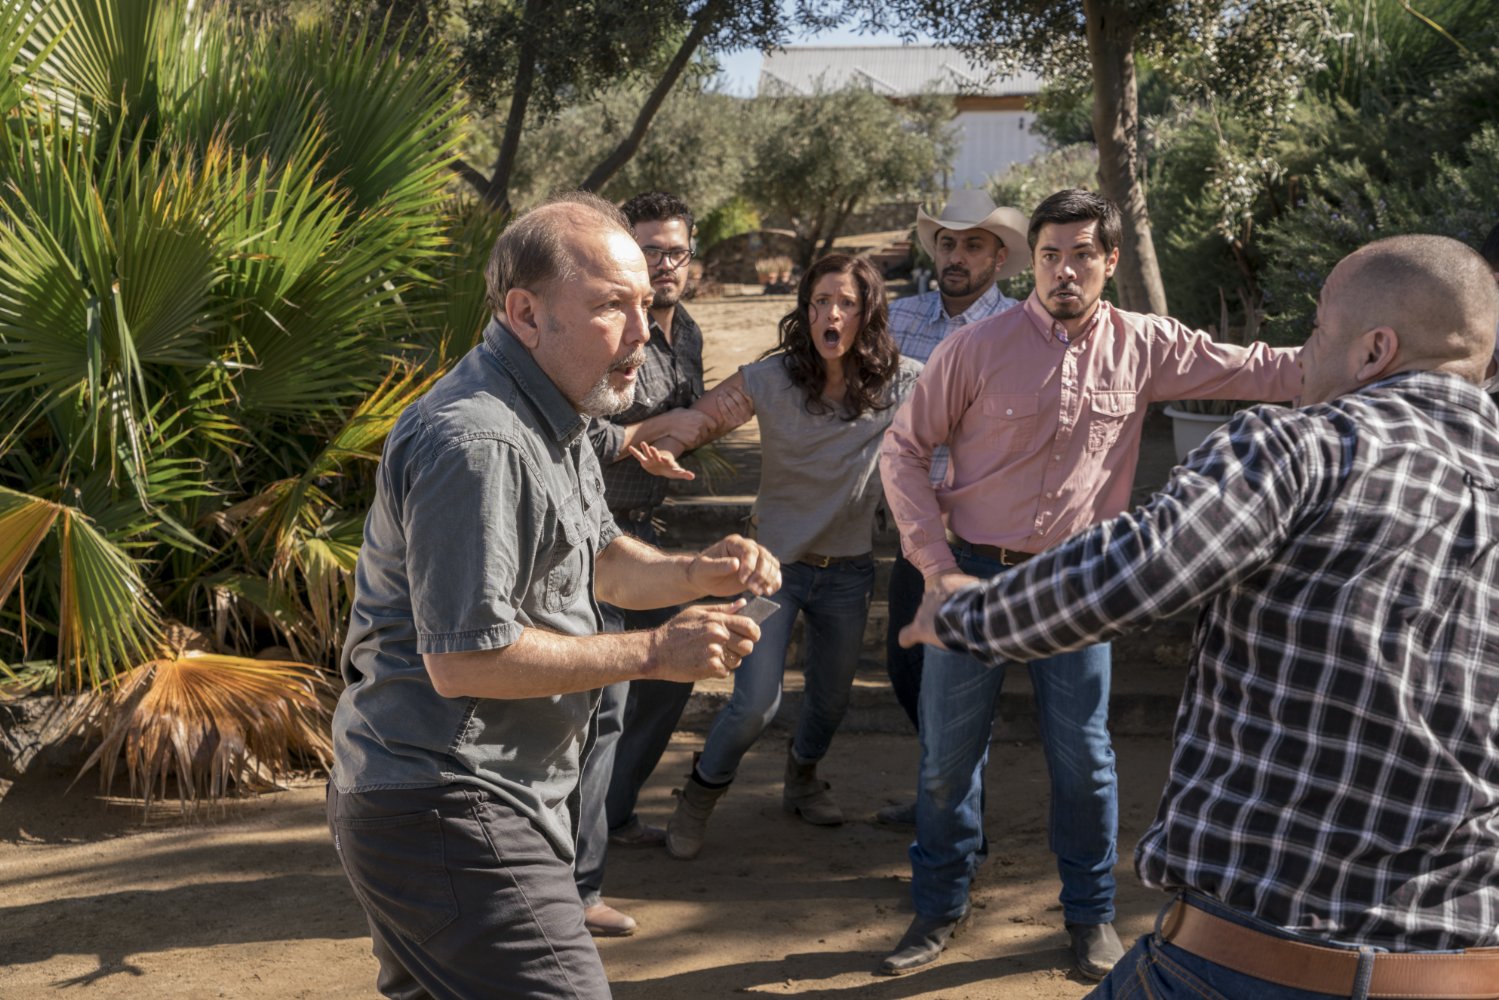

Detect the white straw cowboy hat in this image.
[915,190,1030,279]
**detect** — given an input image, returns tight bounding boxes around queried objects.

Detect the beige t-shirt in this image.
[742,355,921,563]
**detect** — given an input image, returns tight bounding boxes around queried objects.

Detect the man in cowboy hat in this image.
[879,190,1030,829]
[878,188,1301,980]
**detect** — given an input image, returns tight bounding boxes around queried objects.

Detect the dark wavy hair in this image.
[1027,188,1122,256]
[763,253,899,419]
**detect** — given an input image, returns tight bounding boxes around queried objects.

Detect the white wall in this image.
[949,110,1048,190]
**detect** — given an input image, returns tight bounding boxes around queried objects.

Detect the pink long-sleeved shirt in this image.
[880,292,1302,578]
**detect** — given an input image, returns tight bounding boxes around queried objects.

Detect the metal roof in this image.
[757,46,1041,98]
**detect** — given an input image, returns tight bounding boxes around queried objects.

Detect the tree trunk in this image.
[1083,0,1168,316]
[580,0,725,193]
[447,0,542,213]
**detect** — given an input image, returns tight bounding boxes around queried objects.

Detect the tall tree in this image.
[340,0,843,214]
[857,0,1329,315]
[744,88,956,270]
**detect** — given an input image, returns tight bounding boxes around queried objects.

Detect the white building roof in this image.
[757,46,1040,98]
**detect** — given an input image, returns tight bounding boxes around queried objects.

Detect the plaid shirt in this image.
[887,283,1017,485]
[936,371,1499,951]
[586,304,704,515]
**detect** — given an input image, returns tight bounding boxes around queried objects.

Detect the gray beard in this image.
[579,373,635,417]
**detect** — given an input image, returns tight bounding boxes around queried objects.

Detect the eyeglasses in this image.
[641,245,693,269]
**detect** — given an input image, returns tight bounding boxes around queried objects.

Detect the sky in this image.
[713,23,935,96]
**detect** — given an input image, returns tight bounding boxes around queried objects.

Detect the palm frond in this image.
[73,650,334,815]
[0,1,56,122]
[212,363,434,656]
[0,487,61,610]
[56,505,163,690]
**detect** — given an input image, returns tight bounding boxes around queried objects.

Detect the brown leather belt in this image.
[944,529,1033,567]
[1159,899,1499,999]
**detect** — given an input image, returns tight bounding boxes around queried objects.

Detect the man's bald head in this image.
[1300,235,1499,404]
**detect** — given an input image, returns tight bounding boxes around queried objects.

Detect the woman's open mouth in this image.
[822,329,842,347]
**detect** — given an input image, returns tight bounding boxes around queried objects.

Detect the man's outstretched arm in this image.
[904,407,1331,662]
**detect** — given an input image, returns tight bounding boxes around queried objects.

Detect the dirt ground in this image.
[0,293,1186,998]
[0,733,1176,999]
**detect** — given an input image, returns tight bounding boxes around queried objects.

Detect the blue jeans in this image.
[911,546,1118,925]
[1088,895,1395,999]
[696,557,874,783]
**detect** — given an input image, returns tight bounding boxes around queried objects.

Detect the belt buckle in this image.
[814,554,833,568]
[1000,548,1019,567]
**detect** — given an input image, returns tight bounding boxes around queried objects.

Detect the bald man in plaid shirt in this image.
[902,234,1499,999]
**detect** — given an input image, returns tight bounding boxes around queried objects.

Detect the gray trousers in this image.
[328,783,611,1000]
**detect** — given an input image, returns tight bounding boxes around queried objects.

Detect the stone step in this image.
[658,495,903,553]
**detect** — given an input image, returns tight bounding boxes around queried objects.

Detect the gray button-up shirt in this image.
[332,319,620,860]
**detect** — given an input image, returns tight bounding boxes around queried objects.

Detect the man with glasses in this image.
[878,188,1302,980]
[574,190,715,937]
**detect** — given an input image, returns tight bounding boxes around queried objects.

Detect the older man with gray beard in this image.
[327,192,779,1000]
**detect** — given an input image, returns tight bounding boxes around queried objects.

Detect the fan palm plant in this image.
[0,0,482,807]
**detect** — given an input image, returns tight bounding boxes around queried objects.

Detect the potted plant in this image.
[1164,287,1261,457]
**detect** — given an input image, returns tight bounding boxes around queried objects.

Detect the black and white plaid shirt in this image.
[936,371,1499,951]
[587,304,704,516]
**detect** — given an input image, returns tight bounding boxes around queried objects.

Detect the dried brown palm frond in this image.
[73,647,334,817]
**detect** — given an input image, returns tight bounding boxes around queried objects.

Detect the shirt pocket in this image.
[1086,390,1136,452]
[544,493,593,613]
[978,393,1041,453]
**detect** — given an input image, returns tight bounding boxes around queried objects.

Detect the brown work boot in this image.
[665,764,730,860]
[782,742,843,826]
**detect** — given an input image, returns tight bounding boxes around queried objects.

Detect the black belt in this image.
[799,552,870,568]
[944,529,1033,567]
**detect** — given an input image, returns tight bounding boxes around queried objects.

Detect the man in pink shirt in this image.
[877,189,1301,980]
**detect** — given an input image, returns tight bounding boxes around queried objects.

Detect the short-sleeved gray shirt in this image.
[332,319,621,861]
[743,355,921,563]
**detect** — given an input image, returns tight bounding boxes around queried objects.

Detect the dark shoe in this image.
[877,911,971,975]
[875,799,916,828]
[1068,922,1123,981]
[782,742,843,826]
[583,901,637,938]
[607,816,666,847]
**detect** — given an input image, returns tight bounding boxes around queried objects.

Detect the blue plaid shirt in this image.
[936,371,1499,951]
[888,284,1017,485]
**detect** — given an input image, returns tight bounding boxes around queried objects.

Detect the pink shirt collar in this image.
[1022,291,1110,347]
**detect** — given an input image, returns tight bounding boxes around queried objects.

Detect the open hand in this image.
[628,441,694,480]
[687,534,781,598]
